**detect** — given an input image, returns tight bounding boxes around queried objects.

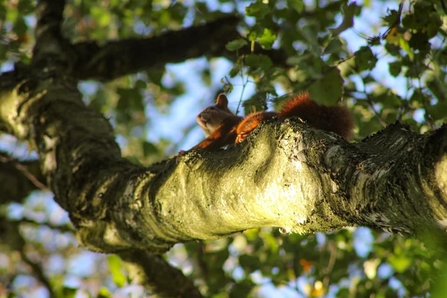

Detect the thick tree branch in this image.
[33,0,74,72]
[71,16,289,81]
[72,16,239,81]
[1,74,446,255]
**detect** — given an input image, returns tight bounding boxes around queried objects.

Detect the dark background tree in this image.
[1,0,447,297]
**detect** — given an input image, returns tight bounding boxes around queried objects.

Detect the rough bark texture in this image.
[1,75,447,255]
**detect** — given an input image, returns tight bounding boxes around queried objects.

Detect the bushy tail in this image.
[279,93,354,140]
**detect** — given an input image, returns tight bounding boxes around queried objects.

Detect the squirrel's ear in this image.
[215,93,229,108]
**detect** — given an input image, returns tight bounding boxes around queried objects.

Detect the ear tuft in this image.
[215,93,229,108]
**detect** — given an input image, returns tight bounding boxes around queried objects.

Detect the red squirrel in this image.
[183,94,243,152]
[181,92,354,154]
[236,92,354,142]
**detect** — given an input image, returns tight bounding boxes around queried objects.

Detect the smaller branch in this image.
[120,250,204,298]
[0,217,55,296]
[0,153,46,204]
[417,77,436,130]
[365,94,387,128]
[31,0,78,89]
[322,240,337,291]
[20,250,55,297]
[0,154,47,190]
[33,0,72,69]
[18,218,74,233]
[292,251,301,292]
[380,2,404,40]
[35,0,65,35]
[73,16,240,81]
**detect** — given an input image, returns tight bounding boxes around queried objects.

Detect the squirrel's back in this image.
[179,92,354,157]
[279,93,354,140]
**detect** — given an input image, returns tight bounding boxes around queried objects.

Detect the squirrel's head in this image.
[196,94,234,135]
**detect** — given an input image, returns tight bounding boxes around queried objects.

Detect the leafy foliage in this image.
[1,0,447,297]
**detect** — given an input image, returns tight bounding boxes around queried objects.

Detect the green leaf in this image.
[388,254,412,273]
[245,54,273,70]
[354,46,377,71]
[229,62,242,77]
[401,2,441,38]
[13,17,28,35]
[308,67,344,105]
[107,255,127,287]
[405,60,428,78]
[323,38,343,55]
[409,89,428,109]
[61,286,77,298]
[146,69,165,85]
[247,28,259,42]
[91,7,113,27]
[368,36,381,46]
[382,9,400,26]
[301,23,321,55]
[229,280,255,298]
[226,39,248,51]
[427,79,447,103]
[245,1,270,19]
[117,87,144,110]
[258,28,276,50]
[97,287,112,298]
[426,102,447,121]
[90,88,108,112]
[388,61,401,77]
[239,254,260,272]
[0,1,6,20]
[287,0,304,13]
[143,141,159,156]
[384,42,401,57]
[286,55,308,66]
[336,287,350,298]
[371,88,402,108]
[135,79,147,90]
[408,32,429,55]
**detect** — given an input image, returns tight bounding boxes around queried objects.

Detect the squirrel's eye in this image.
[209,107,216,110]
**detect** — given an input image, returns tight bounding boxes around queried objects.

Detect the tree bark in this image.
[1,74,446,254]
[71,16,289,82]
